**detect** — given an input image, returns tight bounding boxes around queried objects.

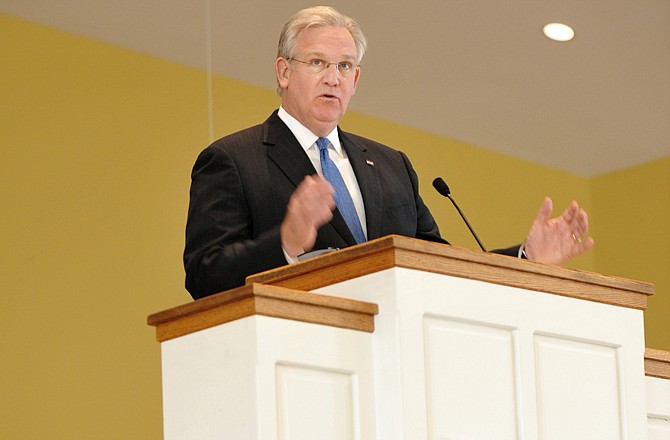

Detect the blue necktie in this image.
[316,137,366,244]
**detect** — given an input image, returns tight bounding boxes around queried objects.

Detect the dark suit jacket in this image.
[184,110,517,299]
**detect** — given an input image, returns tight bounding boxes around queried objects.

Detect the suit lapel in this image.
[340,130,383,241]
[263,112,315,187]
[263,112,357,245]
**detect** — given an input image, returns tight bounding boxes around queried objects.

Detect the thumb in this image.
[535,197,553,224]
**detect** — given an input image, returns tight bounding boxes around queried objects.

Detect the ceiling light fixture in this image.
[543,23,575,42]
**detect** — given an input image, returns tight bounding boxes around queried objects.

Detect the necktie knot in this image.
[316,137,330,153]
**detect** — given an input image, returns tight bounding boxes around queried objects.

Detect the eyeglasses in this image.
[289,58,358,78]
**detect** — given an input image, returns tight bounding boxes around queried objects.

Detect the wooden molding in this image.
[148,283,378,342]
[645,348,670,380]
[247,235,654,310]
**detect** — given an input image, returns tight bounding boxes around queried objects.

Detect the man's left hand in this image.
[524,197,595,264]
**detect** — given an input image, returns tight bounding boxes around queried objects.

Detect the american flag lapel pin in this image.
[366,159,375,167]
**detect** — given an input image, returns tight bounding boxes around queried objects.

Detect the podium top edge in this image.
[246,235,654,308]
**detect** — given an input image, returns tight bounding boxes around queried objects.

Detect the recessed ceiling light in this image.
[543,23,575,42]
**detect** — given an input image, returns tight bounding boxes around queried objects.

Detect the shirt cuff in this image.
[518,243,529,259]
[282,247,302,264]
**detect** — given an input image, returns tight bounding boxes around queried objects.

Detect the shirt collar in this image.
[278,106,345,157]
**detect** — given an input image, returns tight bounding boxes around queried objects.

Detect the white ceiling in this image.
[3,0,669,177]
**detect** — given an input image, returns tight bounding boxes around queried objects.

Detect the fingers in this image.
[292,175,335,221]
[563,201,595,256]
[559,200,579,224]
[576,206,589,232]
[281,175,336,258]
[564,202,588,241]
[580,235,595,252]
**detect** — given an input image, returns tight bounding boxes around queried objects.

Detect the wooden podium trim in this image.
[247,235,654,310]
[148,283,378,342]
[645,348,670,380]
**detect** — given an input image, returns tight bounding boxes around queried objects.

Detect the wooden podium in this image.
[149,235,665,439]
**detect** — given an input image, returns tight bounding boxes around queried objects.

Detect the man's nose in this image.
[322,63,341,84]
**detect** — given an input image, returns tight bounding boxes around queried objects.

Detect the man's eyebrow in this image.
[303,51,356,61]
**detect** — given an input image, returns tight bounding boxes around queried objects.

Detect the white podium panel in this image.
[423,316,520,439]
[534,336,623,439]
[276,364,357,439]
[314,267,648,440]
[647,376,670,440]
[160,315,375,440]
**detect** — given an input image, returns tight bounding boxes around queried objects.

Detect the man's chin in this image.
[314,106,344,124]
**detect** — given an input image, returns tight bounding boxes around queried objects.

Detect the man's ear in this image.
[275,57,291,90]
[351,66,361,95]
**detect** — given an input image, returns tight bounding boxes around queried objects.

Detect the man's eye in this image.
[310,59,324,66]
[339,62,353,71]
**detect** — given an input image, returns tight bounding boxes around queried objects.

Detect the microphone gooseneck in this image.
[432,177,487,252]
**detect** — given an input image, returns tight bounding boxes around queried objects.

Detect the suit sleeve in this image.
[183,145,287,299]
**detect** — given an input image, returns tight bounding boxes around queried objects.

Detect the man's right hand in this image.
[280,175,336,258]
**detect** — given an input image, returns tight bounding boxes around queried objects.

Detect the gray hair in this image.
[276,6,367,94]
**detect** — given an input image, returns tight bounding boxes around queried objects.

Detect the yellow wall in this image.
[1,14,666,438]
[592,158,670,350]
[1,14,207,438]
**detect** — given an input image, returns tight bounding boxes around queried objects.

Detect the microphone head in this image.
[432,177,451,197]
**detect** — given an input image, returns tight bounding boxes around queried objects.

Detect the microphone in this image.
[432,177,487,252]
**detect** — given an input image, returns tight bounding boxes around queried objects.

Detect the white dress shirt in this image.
[278,107,368,237]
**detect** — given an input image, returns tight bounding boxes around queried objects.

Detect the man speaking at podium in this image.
[183,6,594,300]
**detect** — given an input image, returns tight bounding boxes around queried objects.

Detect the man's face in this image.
[276,26,360,137]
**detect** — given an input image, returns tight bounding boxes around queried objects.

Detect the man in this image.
[184,6,594,300]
